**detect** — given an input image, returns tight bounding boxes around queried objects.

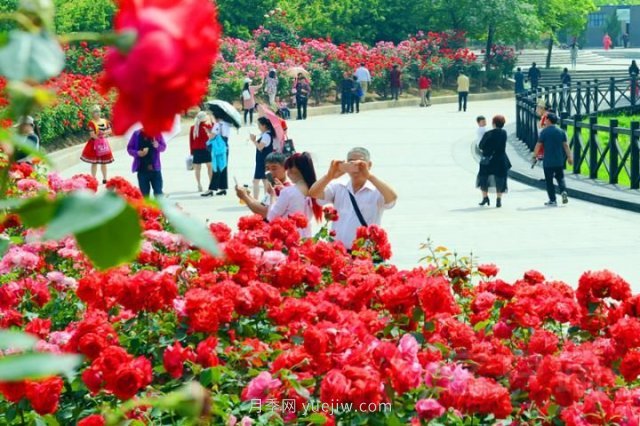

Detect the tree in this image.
[54,0,116,33]
[529,0,596,68]
[216,0,276,39]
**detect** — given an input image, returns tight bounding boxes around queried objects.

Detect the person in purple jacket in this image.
[127,128,167,197]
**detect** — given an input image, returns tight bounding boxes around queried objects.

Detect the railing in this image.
[515,76,640,189]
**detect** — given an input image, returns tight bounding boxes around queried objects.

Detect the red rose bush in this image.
[2,169,640,425]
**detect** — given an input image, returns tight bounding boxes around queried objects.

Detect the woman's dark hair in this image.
[492,115,506,128]
[284,152,322,221]
[269,70,276,79]
[257,117,275,135]
[242,82,250,91]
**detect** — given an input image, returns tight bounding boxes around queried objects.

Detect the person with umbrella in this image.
[294,73,311,120]
[250,117,276,201]
[201,100,242,197]
[241,77,263,125]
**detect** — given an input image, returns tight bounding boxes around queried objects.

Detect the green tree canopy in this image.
[53,0,116,33]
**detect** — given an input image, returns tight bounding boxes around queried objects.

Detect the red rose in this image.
[527,329,559,355]
[320,369,350,403]
[24,318,51,339]
[163,341,195,379]
[112,365,144,400]
[25,377,64,415]
[78,414,106,426]
[620,350,640,382]
[102,0,221,135]
[196,337,219,368]
[478,263,499,277]
[0,381,27,403]
[82,367,104,395]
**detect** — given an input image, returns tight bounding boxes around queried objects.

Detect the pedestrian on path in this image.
[309,147,397,249]
[235,152,289,217]
[390,65,401,101]
[477,115,511,208]
[14,116,40,163]
[561,68,571,101]
[80,105,114,184]
[623,32,630,48]
[527,62,541,92]
[250,117,276,201]
[569,39,579,70]
[201,112,232,197]
[265,69,278,107]
[534,113,573,206]
[457,71,470,112]
[127,128,166,198]
[418,74,432,106]
[603,33,612,50]
[629,60,639,77]
[241,77,262,125]
[514,67,525,95]
[188,111,213,193]
[354,63,371,102]
[294,74,311,120]
[340,72,354,114]
[350,75,362,113]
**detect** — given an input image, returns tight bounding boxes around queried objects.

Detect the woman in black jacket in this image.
[477,115,511,208]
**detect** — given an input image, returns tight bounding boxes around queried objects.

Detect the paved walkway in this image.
[62,98,640,290]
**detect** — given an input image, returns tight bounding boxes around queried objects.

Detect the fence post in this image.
[551,86,558,111]
[516,95,521,140]
[589,116,599,179]
[585,81,591,114]
[609,77,615,109]
[593,79,598,113]
[609,119,619,184]
[576,82,582,116]
[572,114,582,174]
[631,121,640,189]
[633,76,638,107]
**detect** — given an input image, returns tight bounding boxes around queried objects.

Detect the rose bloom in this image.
[415,398,445,420]
[241,371,281,403]
[102,0,222,135]
[78,415,106,426]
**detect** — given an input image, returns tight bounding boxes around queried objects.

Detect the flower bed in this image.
[1,166,640,425]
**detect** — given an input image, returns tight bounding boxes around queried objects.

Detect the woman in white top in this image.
[266,152,322,237]
[250,117,275,200]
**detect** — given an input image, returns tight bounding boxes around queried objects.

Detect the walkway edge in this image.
[50,91,514,171]
[505,124,640,213]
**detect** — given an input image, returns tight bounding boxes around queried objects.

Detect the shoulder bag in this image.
[348,191,368,227]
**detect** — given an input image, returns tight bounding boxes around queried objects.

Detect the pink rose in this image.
[241,372,281,402]
[415,398,445,419]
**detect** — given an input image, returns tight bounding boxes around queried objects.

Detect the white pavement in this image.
[62,98,640,290]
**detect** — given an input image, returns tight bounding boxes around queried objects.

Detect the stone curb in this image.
[49,91,515,171]
[504,123,640,213]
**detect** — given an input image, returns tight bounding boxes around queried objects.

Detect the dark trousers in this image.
[544,167,567,202]
[350,94,360,113]
[390,86,400,100]
[207,138,228,191]
[244,109,254,125]
[458,92,468,111]
[341,92,351,113]
[296,97,308,119]
[137,170,163,197]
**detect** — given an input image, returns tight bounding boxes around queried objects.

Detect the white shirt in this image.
[322,179,395,248]
[258,132,272,147]
[476,125,487,147]
[354,67,371,82]
[267,185,312,237]
[219,121,231,138]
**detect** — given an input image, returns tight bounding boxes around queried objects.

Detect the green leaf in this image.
[0,352,82,381]
[158,198,219,257]
[12,134,52,165]
[74,202,141,270]
[44,191,126,239]
[299,413,327,424]
[15,194,57,228]
[0,330,38,350]
[0,30,64,82]
[43,192,141,270]
[0,235,9,257]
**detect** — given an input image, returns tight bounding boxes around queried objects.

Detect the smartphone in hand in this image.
[338,162,358,173]
[265,172,276,185]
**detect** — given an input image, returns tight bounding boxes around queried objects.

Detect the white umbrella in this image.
[205,100,242,129]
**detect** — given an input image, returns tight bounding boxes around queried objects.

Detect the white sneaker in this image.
[561,191,568,204]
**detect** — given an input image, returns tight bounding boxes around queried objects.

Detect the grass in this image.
[564,112,640,187]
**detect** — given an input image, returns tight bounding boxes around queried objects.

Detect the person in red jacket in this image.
[189,111,213,192]
[418,74,432,107]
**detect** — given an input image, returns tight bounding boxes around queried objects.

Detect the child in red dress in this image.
[80,105,114,184]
